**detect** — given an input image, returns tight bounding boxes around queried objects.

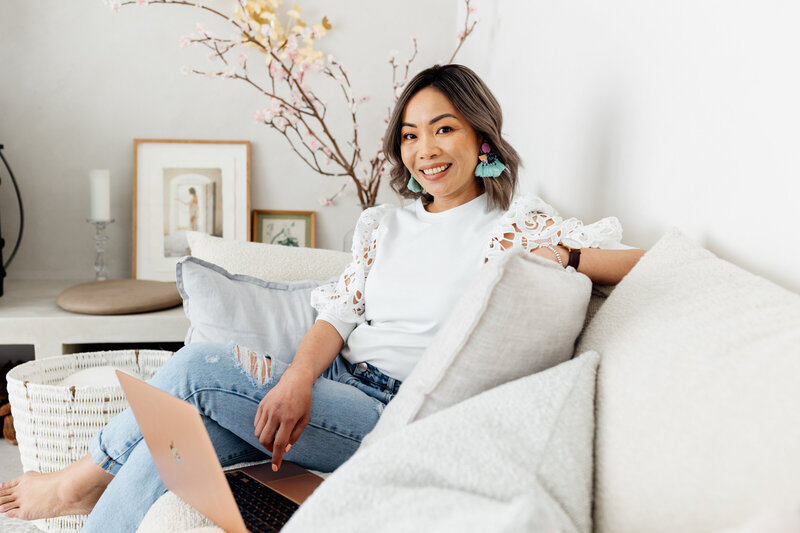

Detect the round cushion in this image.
[57,279,182,315]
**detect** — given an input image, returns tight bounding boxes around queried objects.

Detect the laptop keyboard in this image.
[226,470,300,532]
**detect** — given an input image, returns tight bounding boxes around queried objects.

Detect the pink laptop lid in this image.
[116,370,248,533]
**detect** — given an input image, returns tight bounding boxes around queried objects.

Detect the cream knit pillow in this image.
[363,249,592,445]
[577,228,800,533]
[186,231,350,282]
[284,351,600,533]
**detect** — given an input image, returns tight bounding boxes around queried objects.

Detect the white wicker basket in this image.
[7,349,174,532]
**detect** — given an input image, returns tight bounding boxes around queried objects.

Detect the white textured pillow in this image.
[363,249,592,444]
[283,351,600,533]
[719,502,800,533]
[186,231,350,282]
[176,257,324,361]
[577,228,800,533]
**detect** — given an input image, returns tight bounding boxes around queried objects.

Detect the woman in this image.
[0,64,645,529]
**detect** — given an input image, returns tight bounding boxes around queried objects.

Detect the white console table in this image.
[0,280,189,359]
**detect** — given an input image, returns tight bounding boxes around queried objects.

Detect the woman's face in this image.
[400,87,482,211]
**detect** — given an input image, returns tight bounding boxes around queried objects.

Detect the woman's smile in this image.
[419,163,452,179]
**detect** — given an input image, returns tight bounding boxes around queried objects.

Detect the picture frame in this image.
[133,139,250,281]
[251,210,316,248]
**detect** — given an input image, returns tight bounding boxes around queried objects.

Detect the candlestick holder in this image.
[87,219,114,281]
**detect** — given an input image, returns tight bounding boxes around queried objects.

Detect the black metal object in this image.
[0,144,25,297]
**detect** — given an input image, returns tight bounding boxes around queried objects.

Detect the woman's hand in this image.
[253,369,313,471]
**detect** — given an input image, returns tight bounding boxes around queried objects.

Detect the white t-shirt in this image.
[311,193,625,382]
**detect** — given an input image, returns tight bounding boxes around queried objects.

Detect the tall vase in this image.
[342,227,355,252]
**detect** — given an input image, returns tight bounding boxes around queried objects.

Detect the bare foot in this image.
[0,455,113,520]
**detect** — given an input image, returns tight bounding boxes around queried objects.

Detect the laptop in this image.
[116,370,325,533]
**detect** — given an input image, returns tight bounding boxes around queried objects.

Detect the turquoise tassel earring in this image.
[475,142,506,178]
[407,174,423,193]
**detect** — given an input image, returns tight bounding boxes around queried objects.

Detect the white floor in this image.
[0,440,44,532]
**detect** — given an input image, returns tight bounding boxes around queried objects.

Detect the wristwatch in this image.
[562,245,581,270]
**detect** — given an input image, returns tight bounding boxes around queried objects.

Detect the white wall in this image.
[3,1,799,294]
[0,0,458,280]
[459,0,800,293]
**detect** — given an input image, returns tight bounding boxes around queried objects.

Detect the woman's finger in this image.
[271,421,294,471]
[258,414,279,452]
[288,414,308,447]
[253,402,266,436]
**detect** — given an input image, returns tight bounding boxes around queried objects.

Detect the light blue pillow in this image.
[176,256,328,362]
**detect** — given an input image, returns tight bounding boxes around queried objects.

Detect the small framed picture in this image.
[251,210,316,248]
[133,139,250,281]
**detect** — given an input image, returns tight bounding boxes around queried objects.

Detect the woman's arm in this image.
[285,320,345,382]
[532,245,646,285]
[253,320,344,471]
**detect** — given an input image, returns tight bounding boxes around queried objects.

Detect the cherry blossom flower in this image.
[115,0,477,211]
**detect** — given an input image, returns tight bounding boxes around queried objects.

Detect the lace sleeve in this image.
[484,194,624,263]
[310,204,390,342]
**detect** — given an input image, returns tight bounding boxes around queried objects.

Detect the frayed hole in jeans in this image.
[233,344,272,386]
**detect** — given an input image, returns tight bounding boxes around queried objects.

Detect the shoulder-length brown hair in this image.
[383,64,521,211]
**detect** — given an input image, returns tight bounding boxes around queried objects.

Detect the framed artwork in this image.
[133,139,250,281]
[251,210,316,248]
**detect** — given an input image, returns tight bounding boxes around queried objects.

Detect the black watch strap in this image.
[567,247,581,270]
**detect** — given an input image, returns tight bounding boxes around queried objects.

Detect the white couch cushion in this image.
[283,351,600,533]
[577,228,800,533]
[362,249,592,445]
[186,231,350,281]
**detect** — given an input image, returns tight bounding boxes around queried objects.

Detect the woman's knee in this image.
[152,342,233,389]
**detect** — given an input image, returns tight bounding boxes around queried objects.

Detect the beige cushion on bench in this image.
[57,279,181,315]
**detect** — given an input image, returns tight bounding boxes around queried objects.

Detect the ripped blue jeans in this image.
[83,342,401,533]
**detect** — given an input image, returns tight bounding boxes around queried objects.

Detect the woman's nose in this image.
[419,133,440,158]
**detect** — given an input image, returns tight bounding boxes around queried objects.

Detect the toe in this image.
[0,479,19,490]
[0,501,18,514]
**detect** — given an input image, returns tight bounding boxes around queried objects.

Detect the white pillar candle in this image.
[89,169,111,221]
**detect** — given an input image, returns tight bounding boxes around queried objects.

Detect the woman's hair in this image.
[382,64,521,211]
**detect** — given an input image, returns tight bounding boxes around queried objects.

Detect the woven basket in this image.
[7,349,174,532]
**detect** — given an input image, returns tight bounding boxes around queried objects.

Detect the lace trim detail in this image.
[484,194,623,263]
[310,204,391,324]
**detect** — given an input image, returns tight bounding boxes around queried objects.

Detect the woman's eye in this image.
[437,126,453,134]
[402,133,416,140]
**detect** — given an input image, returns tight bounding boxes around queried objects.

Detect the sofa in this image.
[137,227,800,533]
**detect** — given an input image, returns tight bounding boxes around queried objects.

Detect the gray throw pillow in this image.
[176,256,326,361]
[363,249,592,445]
